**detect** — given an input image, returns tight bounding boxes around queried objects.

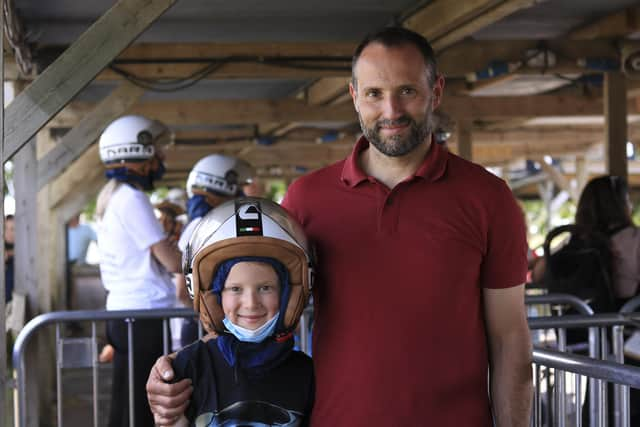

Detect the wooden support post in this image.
[456,120,473,161]
[575,155,590,197]
[37,81,145,189]
[49,145,104,210]
[3,0,177,161]
[604,71,628,179]
[14,136,53,427]
[539,160,578,202]
[0,0,5,420]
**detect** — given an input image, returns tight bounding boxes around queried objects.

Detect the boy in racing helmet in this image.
[169,197,315,427]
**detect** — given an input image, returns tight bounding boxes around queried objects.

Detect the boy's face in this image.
[221,261,280,330]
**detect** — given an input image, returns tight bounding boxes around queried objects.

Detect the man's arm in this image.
[483,284,533,427]
[146,355,192,426]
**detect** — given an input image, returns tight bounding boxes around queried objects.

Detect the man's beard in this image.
[359,106,434,157]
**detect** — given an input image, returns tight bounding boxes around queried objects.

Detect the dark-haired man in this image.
[147,27,532,426]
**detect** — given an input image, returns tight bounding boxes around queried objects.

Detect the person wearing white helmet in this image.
[166,197,315,427]
[96,114,182,427]
[181,154,254,249]
[177,154,254,347]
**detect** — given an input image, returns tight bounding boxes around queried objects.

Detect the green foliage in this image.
[521,198,576,251]
[265,179,288,202]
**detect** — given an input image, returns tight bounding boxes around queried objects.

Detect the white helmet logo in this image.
[238,203,260,221]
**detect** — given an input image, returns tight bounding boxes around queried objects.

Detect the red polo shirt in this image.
[283,137,527,426]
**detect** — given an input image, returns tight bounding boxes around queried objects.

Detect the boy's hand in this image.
[146,355,192,426]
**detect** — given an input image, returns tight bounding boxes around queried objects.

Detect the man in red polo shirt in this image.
[146,27,532,426]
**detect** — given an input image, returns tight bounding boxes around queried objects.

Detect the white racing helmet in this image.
[99,115,169,166]
[186,154,254,198]
[183,197,314,335]
[166,188,188,211]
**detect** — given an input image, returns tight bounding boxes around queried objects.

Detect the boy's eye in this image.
[400,87,415,95]
[259,285,276,293]
[365,89,380,98]
[226,286,241,293]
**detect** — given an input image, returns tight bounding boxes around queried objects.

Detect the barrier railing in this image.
[529,312,640,427]
[11,308,197,427]
[526,293,601,426]
[612,295,640,427]
[532,347,640,427]
[10,301,640,427]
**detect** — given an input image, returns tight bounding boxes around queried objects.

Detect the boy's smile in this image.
[222,261,280,330]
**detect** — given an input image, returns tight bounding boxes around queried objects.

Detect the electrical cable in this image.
[108,56,350,92]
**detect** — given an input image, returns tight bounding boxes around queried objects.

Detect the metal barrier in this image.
[11,303,640,427]
[532,346,640,427]
[529,312,640,427]
[611,295,640,427]
[11,308,198,427]
[526,293,602,427]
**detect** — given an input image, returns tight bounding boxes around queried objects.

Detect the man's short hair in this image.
[352,26,438,89]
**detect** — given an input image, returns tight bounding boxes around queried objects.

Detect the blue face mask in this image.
[153,161,166,181]
[186,195,212,220]
[222,312,280,343]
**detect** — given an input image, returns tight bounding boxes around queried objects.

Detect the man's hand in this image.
[146,355,193,426]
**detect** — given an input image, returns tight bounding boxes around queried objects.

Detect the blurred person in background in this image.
[177,154,254,347]
[96,115,181,427]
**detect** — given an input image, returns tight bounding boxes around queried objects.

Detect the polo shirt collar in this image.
[340,135,448,187]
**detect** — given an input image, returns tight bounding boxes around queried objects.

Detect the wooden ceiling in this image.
[5,0,640,191]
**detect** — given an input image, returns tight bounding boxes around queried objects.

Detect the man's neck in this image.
[359,137,432,189]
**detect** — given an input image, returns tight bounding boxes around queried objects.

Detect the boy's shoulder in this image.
[281,350,313,375]
[173,338,217,373]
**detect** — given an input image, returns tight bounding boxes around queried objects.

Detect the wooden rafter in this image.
[570,5,640,39]
[3,0,178,161]
[37,81,146,189]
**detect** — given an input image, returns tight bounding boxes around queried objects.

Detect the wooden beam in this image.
[306,77,350,105]
[117,42,356,59]
[0,0,5,418]
[37,81,145,189]
[3,0,177,161]
[570,6,640,39]
[604,72,628,179]
[101,61,350,80]
[538,161,578,201]
[130,99,357,125]
[575,155,589,195]
[49,144,103,209]
[405,0,502,42]
[431,0,538,51]
[14,136,51,426]
[438,39,618,78]
[440,94,608,119]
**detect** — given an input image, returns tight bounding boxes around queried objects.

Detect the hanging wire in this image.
[3,0,32,76]
[108,56,351,93]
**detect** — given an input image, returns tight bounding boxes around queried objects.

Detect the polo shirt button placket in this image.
[380,193,399,233]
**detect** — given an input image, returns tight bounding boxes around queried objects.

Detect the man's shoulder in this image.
[289,160,345,190]
[283,160,346,212]
[446,152,510,193]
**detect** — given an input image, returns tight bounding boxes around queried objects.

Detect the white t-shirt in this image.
[97,183,176,310]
